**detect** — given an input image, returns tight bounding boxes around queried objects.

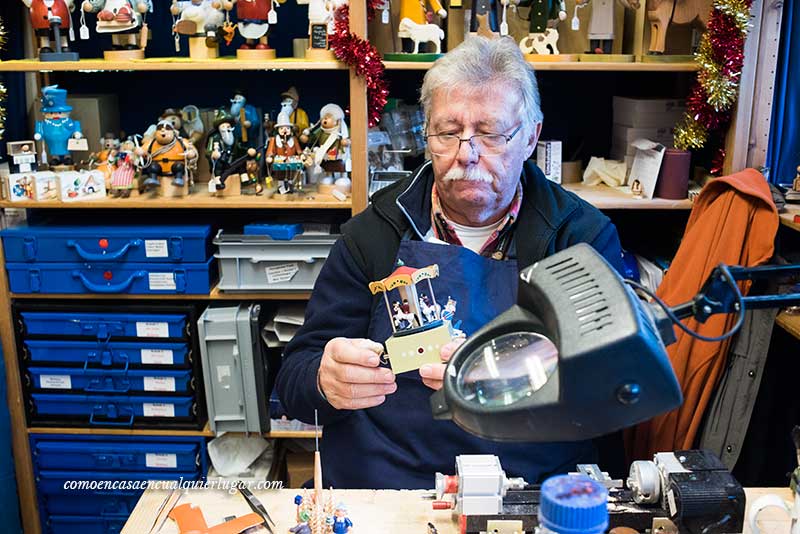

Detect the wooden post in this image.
[349,0,369,215]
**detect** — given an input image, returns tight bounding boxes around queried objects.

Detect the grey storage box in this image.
[198,304,272,434]
[214,230,339,292]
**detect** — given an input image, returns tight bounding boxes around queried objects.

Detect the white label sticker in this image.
[140,348,174,364]
[667,489,677,516]
[67,138,89,151]
[39,374,72,389]
[136,322,170,338]
[216,365,231,382]
[148,273,177,291]
[145,453,177,469]
[144,376,176,392]
[145,240,169,258]
[19,163,32,173]
[265,263,300,284]
[143,403,175,418]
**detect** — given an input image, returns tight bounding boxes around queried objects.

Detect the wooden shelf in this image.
[563,183,693,210]
[780,205,800,233]
[10,283,311,301]
[0,189,351,209]
[776,310,800,341]
[0,58,347,72]
[28,424,214,437]
[265,430,320,439]
[384,60,699,71]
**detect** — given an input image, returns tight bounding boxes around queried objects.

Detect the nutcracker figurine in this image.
[136,120,197,190]
[234,0,278,60]
[171,0,232,59]
[22,0,79,61]
[80,0,152,60]
[300,103,350,194]
[503,0,567,56]
[34,86,84,167]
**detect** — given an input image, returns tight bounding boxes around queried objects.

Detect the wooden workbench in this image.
[123,487,793,533]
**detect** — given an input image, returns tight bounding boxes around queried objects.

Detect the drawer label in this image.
[146,453,177,469]
[216,365,231,383]
[140,348,174,364]
[144,376,176,392]
[265,263,299,284]
[143,402,175,418]
[148,273,177,291]
[136,322,170,338]
[145,239,169,258]
[39,374,72,389]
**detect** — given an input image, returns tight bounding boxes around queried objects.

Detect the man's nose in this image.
[455,137,480,166]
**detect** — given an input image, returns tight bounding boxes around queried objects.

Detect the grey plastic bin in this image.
[214,230,339,292]
[197,304,270,434]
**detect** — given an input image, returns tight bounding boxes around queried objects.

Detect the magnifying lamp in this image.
[430,243,800,442]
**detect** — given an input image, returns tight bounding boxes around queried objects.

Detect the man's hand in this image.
[419,337,465,390]
[318,337,397,410]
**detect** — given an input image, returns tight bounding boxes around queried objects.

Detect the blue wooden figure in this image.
[229,90,261,147]
[34,85,83,166]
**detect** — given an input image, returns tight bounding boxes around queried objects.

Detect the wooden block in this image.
[189,37,219,60]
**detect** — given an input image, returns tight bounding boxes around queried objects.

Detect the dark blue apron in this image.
[320,238,596,489]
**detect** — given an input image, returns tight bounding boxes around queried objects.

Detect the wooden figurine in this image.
[143,108,204,147]
[504,0,570,59]
[470,0,501,35]
[233,0,278,60]
[22,0,79,61]
[305,0,336,60]
[229,90,261,147]
[6,141,39,174]
[266,111,306,199]
[91,131,120,181]
[136,119,197,191]
[382,0,447,59]
[793,166,800,193]
[631,178,643,198]
[171,0,232,59]
[206,109,247,191]
[108,137,137,197]
[647,0,710,56]
[34,85,84,168]
[301,103,350,195]
[574,0,639,60]
[279,86,311,134]
[80,0,152,60]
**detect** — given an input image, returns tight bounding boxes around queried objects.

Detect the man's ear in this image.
[524,122,542,157]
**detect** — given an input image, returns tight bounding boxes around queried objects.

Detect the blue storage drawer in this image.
[31,393,196,425]
[33,439,200,472]
[29,367,194,394]
[24,340,191,367]
[46,515,126,534]
[7,258,215,295]
[37,470,198,516]
[22,312,188,339]
[1,224,212,263]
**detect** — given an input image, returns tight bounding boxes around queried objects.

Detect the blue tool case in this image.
[24,340,192,367]
[21,311,189,338]
[1,224,213,263]
[30,434,207,534]
[27,367,195,395]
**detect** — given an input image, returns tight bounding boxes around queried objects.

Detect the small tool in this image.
[239,485,276,534]
[149,488,183,534]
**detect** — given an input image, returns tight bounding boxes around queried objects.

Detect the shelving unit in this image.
[10,285,311,301]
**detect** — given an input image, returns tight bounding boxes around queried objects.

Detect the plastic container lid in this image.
[538,474,608,534]
[243,223,303,240]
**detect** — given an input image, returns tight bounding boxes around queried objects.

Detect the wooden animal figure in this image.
[398,17,445,54]
[647,0,711,54]
[520,28,560,54]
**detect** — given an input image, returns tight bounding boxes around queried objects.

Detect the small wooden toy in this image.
[206,109,248,192]
[229,90,261,147]
[301,103,350,195]
[646,0,711,57]
[171,0,232,59]
[234,0,278,60]
[34,86,84,168]
[503,0,568,58]
[573,0,639,62]
[22,0,79,61]
[108,138,138,197]
[136,120,197,191]
[306,0,336,60]
[80,0,152,60]
[7,141,38,174]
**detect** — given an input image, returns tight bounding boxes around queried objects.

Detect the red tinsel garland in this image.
[675,0,752,175]
[329,1,390,127]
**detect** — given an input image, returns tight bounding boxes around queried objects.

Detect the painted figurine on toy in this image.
[34,85,83,167]
[81,0,152,60]
[22,0,78,61]
[503,0,566,55]
[329,503,352,534]
[229,90,260,147]
[206,109,247,191]
[397,0,447,54]
[300,103,350,193]
[234,0,278,59]
[265,112,306,196]
[574,0,640,55]
[136,119,197,189]
[108,137,137,197]
[171,0,232,58]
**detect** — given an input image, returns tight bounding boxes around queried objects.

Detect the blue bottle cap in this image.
[539,474,608,534]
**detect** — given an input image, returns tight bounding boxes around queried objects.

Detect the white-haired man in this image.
[276,36,625,489]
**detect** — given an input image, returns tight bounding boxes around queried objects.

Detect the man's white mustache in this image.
[442,167,493,183]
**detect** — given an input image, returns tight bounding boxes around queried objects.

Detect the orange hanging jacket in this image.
[626,168,779,461]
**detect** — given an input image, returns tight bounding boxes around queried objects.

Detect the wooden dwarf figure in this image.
[22,0,79,61]
[206,109,247,191]
[301,103,351,194]
[136,119,197,190]
[81,0,152,60]
[265,111,305,195]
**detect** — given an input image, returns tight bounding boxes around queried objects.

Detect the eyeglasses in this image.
[426,124,523,158]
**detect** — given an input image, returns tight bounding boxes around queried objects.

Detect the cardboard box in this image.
[57,170,107,202]
[66,94,121,160]
[612,124,675,146]
[537,141,562,184]
[613,97,686,115]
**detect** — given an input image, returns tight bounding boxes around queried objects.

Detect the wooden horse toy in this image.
[647,0,711,54]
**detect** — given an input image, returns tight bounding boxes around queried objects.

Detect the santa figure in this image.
[23,0,78,59]
[235,0,276,53]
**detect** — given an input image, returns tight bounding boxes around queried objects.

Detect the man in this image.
[276,36,624,490]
